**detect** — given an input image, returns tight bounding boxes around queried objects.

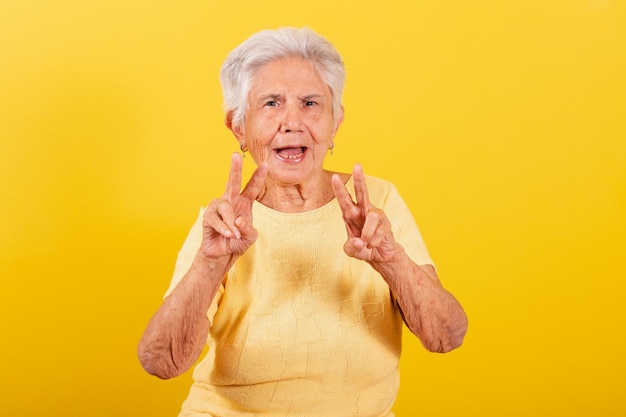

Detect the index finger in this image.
[331,173,356,214]
[225,153,244,201]
[352,164,371,210]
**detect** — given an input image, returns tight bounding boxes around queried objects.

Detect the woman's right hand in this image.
[138,154,267,380]
[200,153,268,258]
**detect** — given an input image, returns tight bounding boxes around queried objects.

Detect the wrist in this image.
[193,250,237,275]
[368,243,407,277]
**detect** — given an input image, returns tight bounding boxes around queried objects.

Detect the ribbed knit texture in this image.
[167,175,432,417]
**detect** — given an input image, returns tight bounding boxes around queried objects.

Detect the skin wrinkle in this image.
[228,58,345,214]
[138,36,467,415]
[385,261,465,352]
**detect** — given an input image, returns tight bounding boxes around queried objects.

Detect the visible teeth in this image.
[276,147,305,159]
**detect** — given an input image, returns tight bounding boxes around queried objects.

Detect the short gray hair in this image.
[220,27,346,128]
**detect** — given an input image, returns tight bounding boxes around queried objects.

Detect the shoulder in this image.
[330,170,404,208]
[363,174,395,190]
[362,174,401,207]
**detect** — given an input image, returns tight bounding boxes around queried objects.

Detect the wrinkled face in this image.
[229,57,343,187]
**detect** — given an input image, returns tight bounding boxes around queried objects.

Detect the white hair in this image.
[220,27,346,128]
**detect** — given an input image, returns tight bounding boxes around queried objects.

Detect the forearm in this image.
[137,251,235,379]
[370,245,468,353]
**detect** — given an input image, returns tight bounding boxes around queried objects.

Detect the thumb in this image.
[343,238,367,260]
[235,216,258,242]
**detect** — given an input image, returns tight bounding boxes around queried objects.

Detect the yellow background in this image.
[2,0,625,415]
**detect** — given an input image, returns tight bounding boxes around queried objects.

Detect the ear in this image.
[225,111,245,146]
[331,105,345,137]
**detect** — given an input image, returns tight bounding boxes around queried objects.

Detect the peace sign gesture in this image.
[201,153,268,258]
[331,165,400,263]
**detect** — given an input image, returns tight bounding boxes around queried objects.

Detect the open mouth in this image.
[274,147,307,160]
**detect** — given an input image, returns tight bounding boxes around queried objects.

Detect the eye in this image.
[264,100,277,107]
[304,100,317,107]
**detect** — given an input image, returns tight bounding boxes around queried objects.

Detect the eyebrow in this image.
[254,93,326,102]
[255,94,281,103]
[300,94,325,101]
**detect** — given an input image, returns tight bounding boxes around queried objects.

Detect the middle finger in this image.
[225,153,244,201]
[352,164,371,211]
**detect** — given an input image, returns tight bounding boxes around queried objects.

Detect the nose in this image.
[280,104,304,132]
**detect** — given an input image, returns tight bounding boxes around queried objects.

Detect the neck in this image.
[257,170,337,213]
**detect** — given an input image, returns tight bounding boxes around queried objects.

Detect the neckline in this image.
[253,175,354,218]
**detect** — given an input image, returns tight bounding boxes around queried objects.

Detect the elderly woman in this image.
[138,27,467,417]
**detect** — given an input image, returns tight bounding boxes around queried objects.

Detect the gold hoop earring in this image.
[240,144,248,157]
[328,142,334,156]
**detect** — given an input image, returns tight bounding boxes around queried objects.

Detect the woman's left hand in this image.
[331,165,401,263]
[334,166,468,352]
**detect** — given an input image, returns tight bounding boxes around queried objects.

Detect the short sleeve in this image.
[164,207,205,297]
[381,184,434,268]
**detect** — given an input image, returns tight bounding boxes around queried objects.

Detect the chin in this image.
[268,165,318,186]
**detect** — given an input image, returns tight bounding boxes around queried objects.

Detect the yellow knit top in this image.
[166,175,433,417]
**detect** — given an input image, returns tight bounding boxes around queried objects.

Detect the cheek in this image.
[246,126,274,161]
[311,123,336,144]
[248,115,277,139]
[245,122,267,145]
